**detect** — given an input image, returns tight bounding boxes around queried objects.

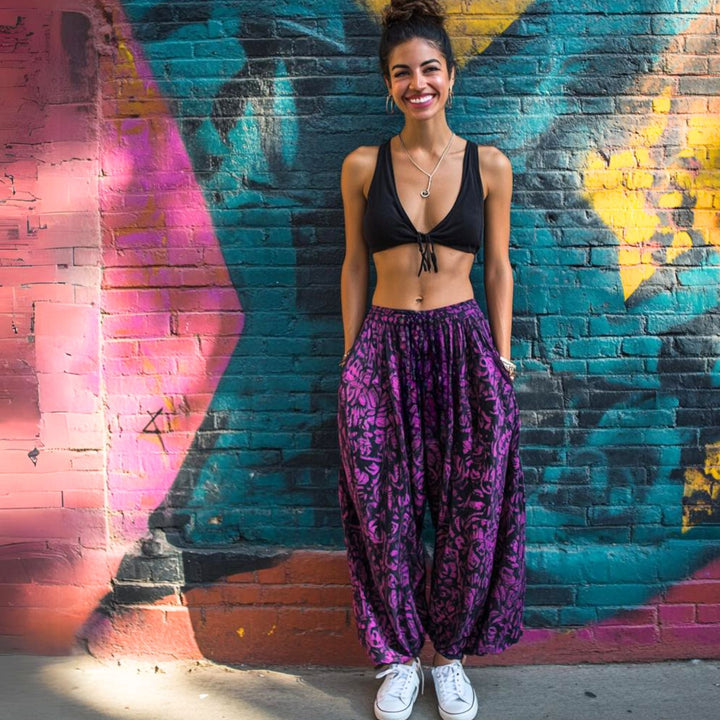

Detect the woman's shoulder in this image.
[475,144,512,173]
[454,141,511,198]
[341,145,383,191]
[472,144,512,200]
[343,144,382,171]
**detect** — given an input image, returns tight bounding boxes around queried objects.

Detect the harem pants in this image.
[337,299,525,665]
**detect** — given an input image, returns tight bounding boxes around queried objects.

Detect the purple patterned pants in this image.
[337,299,525,665]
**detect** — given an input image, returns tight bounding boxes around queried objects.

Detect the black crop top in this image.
[363,138,484,275]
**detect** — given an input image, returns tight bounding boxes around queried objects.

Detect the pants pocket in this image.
[340,315,372,382]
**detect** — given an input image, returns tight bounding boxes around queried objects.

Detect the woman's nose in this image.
[409,71,426,90]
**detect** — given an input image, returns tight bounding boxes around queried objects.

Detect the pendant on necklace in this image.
[398,131,454,202]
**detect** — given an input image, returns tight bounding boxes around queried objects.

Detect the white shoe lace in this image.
[434,662,468,704]
[376,660,424,703]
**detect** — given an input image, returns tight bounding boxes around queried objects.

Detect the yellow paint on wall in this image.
[666,231,692,263]
[694,190,715,209]
[658,191,683,209]
[581,79,720,301]
[104,32,165,117]
[600,171,621,190]
[625,171,654,191]
[633,147,651,166]
[118,40,134,65]
[236,627,245,638]
[682,441,720,533]
[357,1,533,67]
[608,150,637,170]
[705,442,720,481]
[639,106,669,146]
[652,94,671,113]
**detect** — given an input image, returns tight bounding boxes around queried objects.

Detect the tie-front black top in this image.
[362,138,484,275]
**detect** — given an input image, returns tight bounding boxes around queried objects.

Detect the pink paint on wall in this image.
[99,6,244,545]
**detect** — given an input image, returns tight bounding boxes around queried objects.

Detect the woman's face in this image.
[385,37,454,119]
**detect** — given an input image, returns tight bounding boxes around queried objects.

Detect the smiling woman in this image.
[336,2,526,720]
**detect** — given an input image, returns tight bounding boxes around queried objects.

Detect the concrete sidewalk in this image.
[0,654,717,720]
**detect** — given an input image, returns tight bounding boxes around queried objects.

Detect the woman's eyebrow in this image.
[390,58,442,71]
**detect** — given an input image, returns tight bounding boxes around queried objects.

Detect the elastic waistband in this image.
[366,298,481,325]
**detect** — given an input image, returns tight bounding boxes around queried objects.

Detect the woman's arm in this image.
[482,148,514,359]
[340,148,372,355]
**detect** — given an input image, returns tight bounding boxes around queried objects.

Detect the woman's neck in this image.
[398,114,453,152]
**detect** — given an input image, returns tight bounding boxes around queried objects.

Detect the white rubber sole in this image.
[373,684,419,720]
[437,688,478,720]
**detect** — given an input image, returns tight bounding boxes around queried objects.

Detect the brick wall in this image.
[1,0,719,664]
[0,4,111,653]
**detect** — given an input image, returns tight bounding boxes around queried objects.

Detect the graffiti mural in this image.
[108,0,720,614]
[1,0,718,661]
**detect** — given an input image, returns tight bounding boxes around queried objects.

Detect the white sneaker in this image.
[374,658,424,720]
[431,660,478,720]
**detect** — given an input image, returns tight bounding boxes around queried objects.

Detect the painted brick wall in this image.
[1,0,719,664]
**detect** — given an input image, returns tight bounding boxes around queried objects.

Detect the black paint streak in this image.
[134,2,211,42]
[60,12,91,88]
[142,408,167,453]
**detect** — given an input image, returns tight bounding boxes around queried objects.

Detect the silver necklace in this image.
[398,131,455,198]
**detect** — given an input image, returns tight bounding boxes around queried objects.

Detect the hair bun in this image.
[382,0,446,28]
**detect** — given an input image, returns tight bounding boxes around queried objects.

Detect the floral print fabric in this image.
[337,299,525,665]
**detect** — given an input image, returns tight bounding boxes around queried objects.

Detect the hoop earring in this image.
[386,93,395,114]
[447,88,454,109]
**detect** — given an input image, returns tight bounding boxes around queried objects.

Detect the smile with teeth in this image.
[406,94,435,106]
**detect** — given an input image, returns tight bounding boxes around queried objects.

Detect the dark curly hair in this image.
[379,0,456,80]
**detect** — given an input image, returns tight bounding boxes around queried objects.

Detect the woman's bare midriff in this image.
[371,244,476,310]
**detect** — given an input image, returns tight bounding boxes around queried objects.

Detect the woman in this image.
[337,2,525,719]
